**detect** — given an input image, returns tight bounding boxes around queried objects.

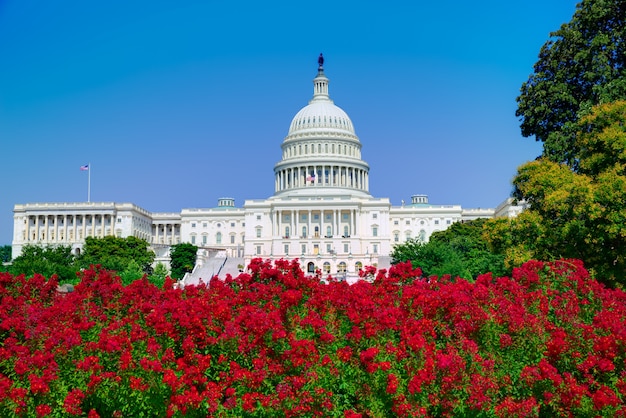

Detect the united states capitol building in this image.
[12,57,523,280]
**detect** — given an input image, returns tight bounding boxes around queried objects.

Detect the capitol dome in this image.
[273,55,370,197]
[288,98,355,136]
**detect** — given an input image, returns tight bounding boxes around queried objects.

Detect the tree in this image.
[0,245,12,263]
[169,243,197,279]
[10,244,77,283]
[512,101,626,286]
[149,262,169,288]
[516,0,626,167]
[390,219,507,279]
[79,236,154,274]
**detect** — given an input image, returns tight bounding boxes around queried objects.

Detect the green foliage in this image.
[119,259,144,286]
[10,244,78,283]
[512,101,626,287]
[169,243,197,279]
[516,0,626,167]
[79,236,154,274]
[390,219,507,279]
[149,262,169,288]
[0,245,12,263]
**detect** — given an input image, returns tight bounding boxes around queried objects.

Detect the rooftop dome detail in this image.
[286,55,355,137]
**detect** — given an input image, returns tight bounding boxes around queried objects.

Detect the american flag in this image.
[80,164,89,171]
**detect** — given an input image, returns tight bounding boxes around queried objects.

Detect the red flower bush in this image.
[0,258,625,416]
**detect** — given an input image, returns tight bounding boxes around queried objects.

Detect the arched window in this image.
[302,226,307,238]
[323,262,331,273]
[314,226,319,237]
[419,230,426,242]
[338,262,347,273]
[355,261,363,271]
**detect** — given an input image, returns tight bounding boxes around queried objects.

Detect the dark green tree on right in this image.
[516,0,626,167]
[169,243,198,279]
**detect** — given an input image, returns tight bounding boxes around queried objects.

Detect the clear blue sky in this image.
[0,1,578,245]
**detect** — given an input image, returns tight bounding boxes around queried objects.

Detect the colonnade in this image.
[275,165,369,192]
[152,223,182,245]
[23,214,114,243]
[271,208,358,239]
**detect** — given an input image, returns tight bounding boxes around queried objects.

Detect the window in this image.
[342,213,349,220]
[373,244,378,254]
[202,235,207,245]
[191,235,196,244]
[256,215,261,220]
[447,220,451,225]
[191,223,196,228]
[373,213,378,219]
[372,226,378,237]
[117,218,122,223]
[231,222,235,227]
[284,244,289,255]
[394,232,399,242]
[302,226,307,237]
[326,226,332,237]
[284,226,290,238]
[256,245,262,255]
[327,244,332,253]
[217,223,221,228]
[344,243,349,253]
[325,214,331,220]
[435,220,439,225]
[394,220,399,225]
[216,232,222,244]
[343,226,349,237]
[256,227,262,238]
[301,244,306,254]
[406,220,410,225]
[420,230,427,242]
[203,223,207,228]
[323,262,331,273]
[338,262,346,273]
[313,214,319,220]
[230,235,235,244]
[355,261,363,271]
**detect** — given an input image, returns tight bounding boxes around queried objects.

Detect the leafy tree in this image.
[170,243,197,279]
[119,259,144,286]
[0,245,12,263]
[10,244,78,283]
[516,0,626,167]
[390,219,507,279]
[512,101,626,287]
[79,236,154,273]
[149,262,169,288]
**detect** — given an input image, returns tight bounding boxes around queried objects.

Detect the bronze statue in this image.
[318,53,324,68]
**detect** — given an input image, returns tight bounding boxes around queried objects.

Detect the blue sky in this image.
[0,1,578,245]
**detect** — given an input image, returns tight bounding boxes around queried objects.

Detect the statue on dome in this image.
[318,53,324,69]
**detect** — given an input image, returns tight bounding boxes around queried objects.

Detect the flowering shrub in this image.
[1,259,625,416]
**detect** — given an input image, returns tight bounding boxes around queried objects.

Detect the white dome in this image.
[288,101,355,135]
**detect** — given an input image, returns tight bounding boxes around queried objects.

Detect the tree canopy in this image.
[390,219,507,279]
[169,243,197,279]
[516,0,626,167]
[79,236,154,273]
[512,101,626,287]
[10,244,77,283]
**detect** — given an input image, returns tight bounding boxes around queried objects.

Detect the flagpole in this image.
[88,163,91,203]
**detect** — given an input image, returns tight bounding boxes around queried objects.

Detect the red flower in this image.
[64,389,85,415]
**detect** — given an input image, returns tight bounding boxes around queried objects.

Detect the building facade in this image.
[12,59,522,275]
